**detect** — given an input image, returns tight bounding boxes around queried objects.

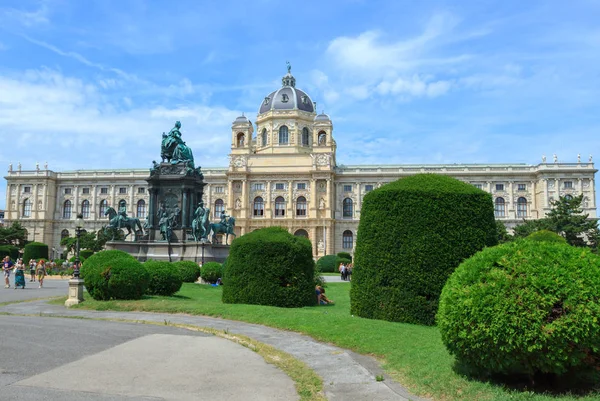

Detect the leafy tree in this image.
[0,222,28,247]
[60,229,122,254]
[495,220,513,243]
[512,219,551,238]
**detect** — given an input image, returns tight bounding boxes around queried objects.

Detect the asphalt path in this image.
[0,277,70,303]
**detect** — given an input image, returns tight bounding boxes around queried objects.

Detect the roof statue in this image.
[286,60,291,74]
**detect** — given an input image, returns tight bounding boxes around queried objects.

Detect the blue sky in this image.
[1,0,599,209]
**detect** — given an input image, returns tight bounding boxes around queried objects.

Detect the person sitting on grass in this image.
[316,285,334,305]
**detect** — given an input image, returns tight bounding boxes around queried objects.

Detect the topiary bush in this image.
[336,252,352,262]
[0,245,19,261]
[526,229,567,244]
[437,239,600,380]
[175,260,201,283]
[80,249,95,260]
[81,250,149,300]
[144,260,182,296]
[223,227,316,307]
[351,174,498,325]
[23,242,49,264]
[316,255,338,273]
[200,262,223,284]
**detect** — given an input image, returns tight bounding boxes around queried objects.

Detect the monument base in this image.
[105,240,230,264]
[65,278,85,307]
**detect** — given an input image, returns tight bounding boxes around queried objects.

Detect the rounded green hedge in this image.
[437,240,600,378]
[526,229,567,244]
[175,260,201,283]
[80,249,95,260]
[316,255,338,273]
[222,227,316,307]
[144,260,182,296]
[201,262,223,284]
[336,252,352,262]
[81,250,149,300]
[23,242,49,264]
[0,245,19,261]
[351,174,498,325]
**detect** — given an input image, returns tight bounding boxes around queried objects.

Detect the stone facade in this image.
[3,71,598,259]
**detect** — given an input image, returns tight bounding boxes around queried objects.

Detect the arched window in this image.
[294,229,308,238]
[237,132,245,147]
[343,230,353,249]
[517,197,527,218]
[137,199,146,219]
[261,128,267,147]
[275,196,285,217]
[253,197,264,216]
[61,229,69,240]
[22,198,32,217]
[63,200,72,219]
[343,198,353,218]
[99,199,108,219]
[296,196,307,216]
[214,199,224,215]
[318,131,326,145]
[301,127,310,147]
[81,200,90,218]
[495,197,505,217]
[279,125,289,145]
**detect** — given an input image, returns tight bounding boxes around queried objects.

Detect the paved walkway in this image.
[1,281,426,401]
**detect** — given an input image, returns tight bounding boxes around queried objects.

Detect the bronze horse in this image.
[104,207,144,240]
[210,216,236,245]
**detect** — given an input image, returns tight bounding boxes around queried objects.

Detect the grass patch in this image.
[60,283,599,401]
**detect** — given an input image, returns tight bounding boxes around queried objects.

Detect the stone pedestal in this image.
[65,278,84,307]
[105,240,230,263]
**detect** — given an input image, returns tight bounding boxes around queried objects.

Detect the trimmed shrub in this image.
[80,249,95,260]
[69,255,86,263]
[335,257,351,268]
[55,259,66,268]
[336,252,352,262]
[351,174,498,325]
[144,260,183,296]
[316,255,338,273]
[223,227,316,308]
[200,262,223,284]
[437,240,600,379]
[175,260,201,283]
[0,245,19,260]
[526,229,567,244]
[23,242,49,264]
[81,250,149,300]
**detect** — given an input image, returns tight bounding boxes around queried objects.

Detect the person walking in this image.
[36,259,46,288]
[3,256,14,288]
[14,258,26,289]
[29,258,36,282]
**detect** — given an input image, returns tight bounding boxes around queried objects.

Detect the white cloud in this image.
[0,4,49,27]
[376,75,452,98]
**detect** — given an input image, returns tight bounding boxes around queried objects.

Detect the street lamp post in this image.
[65,213,85,307]
[201,241,205,266]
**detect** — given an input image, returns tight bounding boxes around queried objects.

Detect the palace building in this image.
[3,69,598,259]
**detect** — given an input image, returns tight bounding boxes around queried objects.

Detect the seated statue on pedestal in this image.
[161,121,195,168]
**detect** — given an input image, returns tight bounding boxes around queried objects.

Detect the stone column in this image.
[309,179,317,218]
[33,183,39,220]
[110,185,116,209]
[241,179,248,219]
[129,185,135,216]
[92,185,97,220]
[227,181,234,212]
[288,180,294,219]
[543,179,549,208]
[311,226,317,257]
[326,179,333,219]
[591,179,596,208]
[530,181,536,218]
[357,181,362,217]
[73,185,79,217]
[508,181,514,219]
[266,181,272,218]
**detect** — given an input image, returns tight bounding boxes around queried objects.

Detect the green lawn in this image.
[66,283,599,401]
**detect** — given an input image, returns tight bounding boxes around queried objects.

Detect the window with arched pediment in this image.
[99,199,108,219]
[253,197,264,216]
[214,199,224,215]
[81,200,90,218]
[237,132,245,147]
[275,196,285,217]
[318,131,326,145]
[63,200,72,219]
[296,196,307,216]
[279,126,288,145]
[301,127,310,147]
[22,198,32,217]
[261,128,267,147]
[137,199,146,219]
[343,198,353,218]
[61,229,69,240]
[343,230,353,249]
[294,229,308,238]
[517,197,527,217]
[495,197,505,217]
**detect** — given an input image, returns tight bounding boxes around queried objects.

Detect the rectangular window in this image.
[495,184,504,191]
[365,184,374,192]
[64,188,72,195]
[275,183,285,190]
[23,186,31,194]
[82,187,90,194]
[214,186,224,194]
[473,184,483,189]
[252,183,264,191]
[343,184,353,192]
[564,181,573,189]
[138,187,145,194]
[119,187,127,194]
[296,183,306,190]
[100,187,108,194]
[517,184,526,191]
